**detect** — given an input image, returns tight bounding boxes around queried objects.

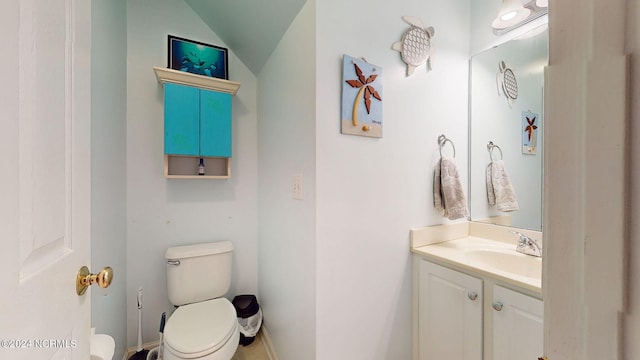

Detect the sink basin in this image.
[464,248,542,279]
[413,236,542,293]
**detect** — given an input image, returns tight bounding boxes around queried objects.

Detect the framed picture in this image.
[522,110,539,155]
[341,54,383,138]
[168,35,228,79]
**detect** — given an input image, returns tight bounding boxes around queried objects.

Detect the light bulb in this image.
[501,11,518,21]
[492,0,531,30]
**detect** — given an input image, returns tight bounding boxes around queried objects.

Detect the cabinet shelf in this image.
[164,155,231,179]
[153,66,240,94]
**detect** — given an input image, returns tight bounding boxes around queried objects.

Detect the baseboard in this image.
[122,340,160,360]
[260,324,279,360]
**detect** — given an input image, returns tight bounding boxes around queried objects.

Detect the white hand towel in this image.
[434,156,469,220]
[486,160,519,212]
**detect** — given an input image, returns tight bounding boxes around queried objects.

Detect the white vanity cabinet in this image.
[491,285,543,360]
[415,258,543,360]
[418,259,483,360]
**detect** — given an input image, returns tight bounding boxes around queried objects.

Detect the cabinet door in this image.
[419,260,483,360]
[200,89,232,157]
[164,83,200,156]
[492,285,543,360]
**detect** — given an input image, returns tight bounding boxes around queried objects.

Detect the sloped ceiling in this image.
[185,0,308,75]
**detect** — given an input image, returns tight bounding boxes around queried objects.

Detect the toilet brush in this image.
[158,312,166,360]
[128,288,148,360]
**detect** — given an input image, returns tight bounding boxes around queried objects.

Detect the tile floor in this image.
[231,333,270,360]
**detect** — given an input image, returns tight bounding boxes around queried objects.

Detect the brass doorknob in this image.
[76,266,113,296]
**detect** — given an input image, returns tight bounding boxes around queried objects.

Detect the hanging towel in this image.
[434,156,469,220]
[486,160,519,212]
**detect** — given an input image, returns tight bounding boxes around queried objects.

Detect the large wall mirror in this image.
[469,26,548,231]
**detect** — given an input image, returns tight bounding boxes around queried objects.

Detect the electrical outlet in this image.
[292,173,304,200]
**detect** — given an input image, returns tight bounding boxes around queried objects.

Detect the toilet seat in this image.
[164,298,238,358]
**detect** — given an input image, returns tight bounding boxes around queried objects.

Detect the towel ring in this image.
[438,134,456,158]
[487,141,503,161]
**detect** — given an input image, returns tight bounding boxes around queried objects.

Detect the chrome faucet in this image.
[510,231,542,257]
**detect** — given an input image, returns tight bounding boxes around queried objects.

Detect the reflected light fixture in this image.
[513,23,548,40]
[492,0,531,30]
[536,0,548,7]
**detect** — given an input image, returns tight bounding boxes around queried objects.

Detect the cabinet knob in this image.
[467,291,478,301]
[492,301,504,311]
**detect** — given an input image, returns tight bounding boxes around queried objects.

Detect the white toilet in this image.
[163,241,239,360]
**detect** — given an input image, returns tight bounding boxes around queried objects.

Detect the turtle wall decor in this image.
[392,16,435,76]
[496,60,518,107]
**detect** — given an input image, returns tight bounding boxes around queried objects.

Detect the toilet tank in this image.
[165,241,233,306]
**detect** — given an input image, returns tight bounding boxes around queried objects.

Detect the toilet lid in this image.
[164,298,237,356]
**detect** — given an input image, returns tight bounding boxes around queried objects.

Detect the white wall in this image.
[257,1,317,359]
[315,0,470,358]
[91,1,128,359]
[126,0,258,347]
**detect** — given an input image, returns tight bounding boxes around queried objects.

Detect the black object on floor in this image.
[232,294,261,346]
[127,349,148,360]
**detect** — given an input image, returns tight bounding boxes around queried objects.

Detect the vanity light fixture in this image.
[492,0,532,30]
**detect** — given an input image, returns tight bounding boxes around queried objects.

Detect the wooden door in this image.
[0,0,92,359]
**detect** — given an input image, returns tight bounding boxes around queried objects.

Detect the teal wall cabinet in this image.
[154,67,240,178]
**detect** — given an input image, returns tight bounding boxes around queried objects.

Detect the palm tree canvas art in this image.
[522,110,540,154]
[341,54,383,138]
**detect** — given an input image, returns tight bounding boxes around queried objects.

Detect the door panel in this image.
[0,0,92,359]
[493,285,543,360]
[200,89,232,157]
[164,83,200,156]
[419,261,483,360]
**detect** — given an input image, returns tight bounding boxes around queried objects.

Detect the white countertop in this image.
[412,236,542,296]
